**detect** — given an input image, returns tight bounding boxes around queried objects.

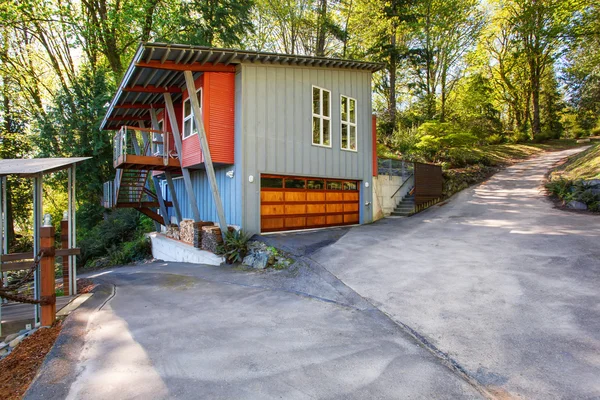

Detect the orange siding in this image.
[180,72,235,168]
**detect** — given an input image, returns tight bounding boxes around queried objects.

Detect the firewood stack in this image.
[201,226,234,253]
[193,221,214,248]
[179,220,195,244]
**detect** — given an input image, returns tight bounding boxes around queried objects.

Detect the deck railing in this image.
[113,126,174,166]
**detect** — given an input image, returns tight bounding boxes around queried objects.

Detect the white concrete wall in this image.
[372,174,414,220]
[149,233,223,266]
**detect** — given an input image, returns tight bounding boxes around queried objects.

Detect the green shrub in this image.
[217,230,252,264]
[545,178,574,202]
[487,134,505,145]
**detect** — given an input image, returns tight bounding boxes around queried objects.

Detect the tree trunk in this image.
[388,26,397,137]
[531,68,541,138]
[316,0,327,56]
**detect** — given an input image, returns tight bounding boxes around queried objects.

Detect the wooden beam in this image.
[135,60,236,73]
[123,85,182,93]
[108,116,151,122]
[114,104,158,110]
[184,70,228,237]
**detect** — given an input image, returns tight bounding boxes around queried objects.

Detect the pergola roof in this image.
[100,42,384,131]
[0,157,91,177]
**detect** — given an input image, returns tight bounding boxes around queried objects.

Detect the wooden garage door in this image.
[261,175,360,233]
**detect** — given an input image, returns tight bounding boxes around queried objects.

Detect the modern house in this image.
[102,42,383,235]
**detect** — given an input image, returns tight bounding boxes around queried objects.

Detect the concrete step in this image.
[391,211,412,216]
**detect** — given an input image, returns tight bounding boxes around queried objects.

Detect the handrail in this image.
[113,126,174,165]
[391,173,414,199]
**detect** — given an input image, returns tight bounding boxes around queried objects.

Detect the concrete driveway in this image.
[28,261,482,399]
[313,148,600,399]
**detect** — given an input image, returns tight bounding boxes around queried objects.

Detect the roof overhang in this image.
[0,157,91,178]
[100,42,384,131]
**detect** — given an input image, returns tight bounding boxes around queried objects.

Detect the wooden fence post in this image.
[40,215,56,326]
[61,211,69,296]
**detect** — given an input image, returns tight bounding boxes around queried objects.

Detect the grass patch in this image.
[550,144,600,181]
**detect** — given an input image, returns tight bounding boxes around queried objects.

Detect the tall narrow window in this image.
[341,95,357,151]
[312,86,331,147]
[182,88,202,139]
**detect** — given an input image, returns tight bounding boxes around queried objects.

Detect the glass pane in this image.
[313,87,320,114]
[349,99,356,123]
[343,181,358,191]
[327,181,342,190]
[197,90,202,110]
[341,124,348,149]
[350,125,356,150]
[261,177,283,188]
[184,119,191,138]
[285,178,306,189]
[307,179,325,190]
[158,120,164,131]
[323,90,330,117]
[341,96,348,121]
[313,117,320,144]
[184,99,191,117]
[323,119,330,146]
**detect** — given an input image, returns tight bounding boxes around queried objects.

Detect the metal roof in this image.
[0,157,91,177]
[100,42,384,131]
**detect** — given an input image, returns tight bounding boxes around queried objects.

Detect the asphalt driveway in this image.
[313,147,600,399]
[28,261,481,400]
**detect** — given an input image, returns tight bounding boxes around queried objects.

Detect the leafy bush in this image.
[217,229,251,264]
[487,134,505,145]
[545,178,575,203]
[79,208,153,267]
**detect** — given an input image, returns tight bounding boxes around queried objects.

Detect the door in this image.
[260,175,360,233]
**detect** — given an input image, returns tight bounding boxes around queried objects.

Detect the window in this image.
[261,177,283,188]
[285,178,306,189]
[341,95,357,151]
[312,86,331,147]
[182,88,202,139]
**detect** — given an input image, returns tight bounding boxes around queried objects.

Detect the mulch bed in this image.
[77,278,95,294]
[0,321,63,400]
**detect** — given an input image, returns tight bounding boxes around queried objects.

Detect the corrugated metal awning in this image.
[100,42,384,131]
[0,157,91,177]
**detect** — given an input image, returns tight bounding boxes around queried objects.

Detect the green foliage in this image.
[79,209,153,267]
[545,178,575,203]
[217,230,252,264]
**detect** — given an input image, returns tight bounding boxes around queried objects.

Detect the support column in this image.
[164,93,201,222]
[61,211,70,296]
[165,172,182,224]
[183,70,228,236]
[152,176,169,226]
[40,215,56,326]
[68,166,77,296]
[33,174,43,325]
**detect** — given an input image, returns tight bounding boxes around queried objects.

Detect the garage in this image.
[260,175,360,233]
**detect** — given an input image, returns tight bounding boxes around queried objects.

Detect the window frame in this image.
[182,87,203,140]
[340,95,358,152]
[311,85,332,148]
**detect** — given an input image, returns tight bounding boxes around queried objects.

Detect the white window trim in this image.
[311,85,332,148]
[340,95,358,152]
[182,87,203,140]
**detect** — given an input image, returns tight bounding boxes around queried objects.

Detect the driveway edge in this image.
[24,284,114,400]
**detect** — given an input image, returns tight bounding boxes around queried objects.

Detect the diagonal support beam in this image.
[163,92,201,222]
[152,176,170,226]
[165,172,182,224]
[184,71,228,237]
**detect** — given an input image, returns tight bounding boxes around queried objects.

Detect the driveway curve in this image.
[314,147,600,399]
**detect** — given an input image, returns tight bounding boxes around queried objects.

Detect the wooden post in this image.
[40,215,56,326]
[61,212,69,296]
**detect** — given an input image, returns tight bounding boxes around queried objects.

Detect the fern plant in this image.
[217,230,251,264]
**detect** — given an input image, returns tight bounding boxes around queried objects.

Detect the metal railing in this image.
[113,126,174,166]
[377,158,414,179]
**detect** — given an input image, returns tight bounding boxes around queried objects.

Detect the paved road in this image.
[314,148,600,399]
[46,262,481,399]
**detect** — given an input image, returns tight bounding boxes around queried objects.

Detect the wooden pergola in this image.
[0,157,89,333]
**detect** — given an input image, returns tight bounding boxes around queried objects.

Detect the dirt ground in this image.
[0,321,63,400]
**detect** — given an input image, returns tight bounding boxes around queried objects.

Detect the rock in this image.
[4,333,19,343]
[567,200,588,210]
[584,179,600,187]
[243,252,270,270]
[9,334,25,348]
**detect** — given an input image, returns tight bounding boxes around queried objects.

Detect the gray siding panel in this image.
[240,64,374,234]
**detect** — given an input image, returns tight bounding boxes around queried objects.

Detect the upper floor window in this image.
[312,86,331,147]
[183,88,202,139]
[341,95,357,151]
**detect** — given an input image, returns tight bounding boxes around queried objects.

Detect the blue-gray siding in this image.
[165,166,242,226]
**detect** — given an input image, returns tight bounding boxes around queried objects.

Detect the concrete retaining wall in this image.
[372,174,414,220]
[149,233,223,266]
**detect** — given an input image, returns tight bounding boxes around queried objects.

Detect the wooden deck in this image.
[114,154,181,172]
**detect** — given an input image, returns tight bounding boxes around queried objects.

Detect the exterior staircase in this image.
[391,192,415,216]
